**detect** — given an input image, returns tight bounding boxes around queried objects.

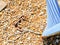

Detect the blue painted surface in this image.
[42,23,60,36]
[42,0,60,37]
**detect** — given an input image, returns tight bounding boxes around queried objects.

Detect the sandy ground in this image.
[0,0,46,45]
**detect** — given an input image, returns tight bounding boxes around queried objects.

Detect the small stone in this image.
[27,37,31,40]
[0,1,7,11]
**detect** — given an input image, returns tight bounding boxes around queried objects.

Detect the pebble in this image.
[0,1,7,11]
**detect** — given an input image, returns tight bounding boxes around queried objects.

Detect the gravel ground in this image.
[0,0,60,45]
[0,0,46,45]
[43,35,60,45]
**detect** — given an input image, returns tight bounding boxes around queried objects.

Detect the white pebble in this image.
[0,1,7,11]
